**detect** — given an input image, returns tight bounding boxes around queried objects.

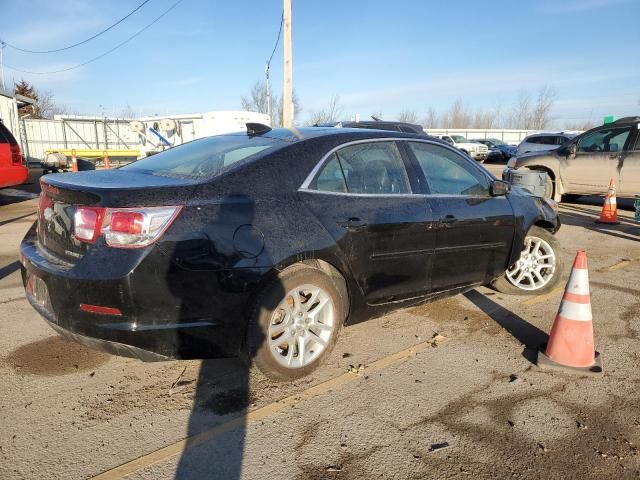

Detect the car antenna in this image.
[371,115,381,122]
[246,123,272,136]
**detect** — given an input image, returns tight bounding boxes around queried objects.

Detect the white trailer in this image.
[129,110,271,157]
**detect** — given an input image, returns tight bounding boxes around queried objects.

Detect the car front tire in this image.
[491,226,564,295]
[246,262,347,380]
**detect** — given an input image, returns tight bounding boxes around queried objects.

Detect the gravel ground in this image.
[0,178,638,480]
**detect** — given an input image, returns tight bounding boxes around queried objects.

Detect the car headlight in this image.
[506,157,518,168]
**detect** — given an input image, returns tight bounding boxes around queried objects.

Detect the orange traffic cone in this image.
[103,151,111,169]
[71,149,78,172]
[595,178,619,225]
[537,250,603,376]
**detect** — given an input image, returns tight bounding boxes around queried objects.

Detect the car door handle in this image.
[440,215,458,226]
[339,217,367,231]
[609,154,620,159]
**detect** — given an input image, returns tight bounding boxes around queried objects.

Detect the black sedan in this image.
[20,126,562,380]
[472,138,517,163]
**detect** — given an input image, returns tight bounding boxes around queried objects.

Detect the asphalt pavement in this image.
[0,175,639,479]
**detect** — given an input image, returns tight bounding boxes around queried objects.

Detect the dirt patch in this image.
[408,297,500,335]
[201,388,253,415]
[2,336,109,376]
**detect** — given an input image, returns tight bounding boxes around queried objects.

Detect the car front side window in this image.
[408,142,490,196]
[314,141,411,195]
[577,127,632,153]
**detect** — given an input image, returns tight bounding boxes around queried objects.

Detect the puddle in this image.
[2,336,110,376]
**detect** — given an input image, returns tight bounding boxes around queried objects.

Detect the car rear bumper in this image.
[19,233,264,360]
[0,164,29,188]
[31,296,170,361]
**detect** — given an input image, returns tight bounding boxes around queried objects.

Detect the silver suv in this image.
[516,132,578,155]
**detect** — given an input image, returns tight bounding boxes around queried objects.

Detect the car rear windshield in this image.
[0,123,17,144]
[122,135,281,179]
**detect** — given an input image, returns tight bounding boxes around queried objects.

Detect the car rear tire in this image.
[246,262,347,380]
[491,226,564,295]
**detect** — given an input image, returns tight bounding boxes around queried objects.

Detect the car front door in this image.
[619,125,640,196]
[404,140,516,292]
[562,125,634,194]
[299,140,437,304]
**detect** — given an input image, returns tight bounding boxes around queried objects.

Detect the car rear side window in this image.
[408,142,489,196]
[314,154,347,192]
[122,135,279,179]
[314,141,411,194]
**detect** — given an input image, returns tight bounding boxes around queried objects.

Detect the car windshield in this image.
[451,135,468,142]
[122,134,281,179]
[488,138,506,145]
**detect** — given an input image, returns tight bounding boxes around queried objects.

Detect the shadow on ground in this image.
[464,290,548,364]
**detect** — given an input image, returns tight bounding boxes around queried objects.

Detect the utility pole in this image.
[0,41,6,94]
[282,0,293,128]
[265,61,272,124]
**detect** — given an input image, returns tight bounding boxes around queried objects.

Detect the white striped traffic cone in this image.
[537,250,603,375]
[595,178,620,225]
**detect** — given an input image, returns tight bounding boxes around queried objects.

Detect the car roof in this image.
[251,126,429,143]
[525,132,578,138]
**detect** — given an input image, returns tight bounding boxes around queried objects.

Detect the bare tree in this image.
[241,81,301,127]
[531,86,556,129]
[119,104,138,119]
[443,99,472,128]
[423,108,439,129]
[13,79,66,119]
[396,109,419,124]
[306,94,344,125]
[507,91,533,129]
[507,86,556,129]
[240,82,270,116]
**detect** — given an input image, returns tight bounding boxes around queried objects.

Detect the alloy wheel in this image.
[268,284,335,369]
[506,236,556,291]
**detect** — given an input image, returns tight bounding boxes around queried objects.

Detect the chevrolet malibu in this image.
[21,126,562,380]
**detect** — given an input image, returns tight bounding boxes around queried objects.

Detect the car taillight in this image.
[72,206,181,248]
[73,207,105,243]
[10,144,23,165]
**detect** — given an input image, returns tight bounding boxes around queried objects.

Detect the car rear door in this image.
[562,125,633,194]
[619,126,640,196]
[299,140,437,304]
[403,140,516,291]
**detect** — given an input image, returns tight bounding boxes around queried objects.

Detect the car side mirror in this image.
[568,143,577,158]
[491,180,510,196]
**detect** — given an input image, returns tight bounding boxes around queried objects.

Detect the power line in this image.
[267,12,284,69]
[4,0,184,75]
[1,0,152,54]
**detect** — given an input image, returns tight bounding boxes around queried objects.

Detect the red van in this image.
[0,121,28,188]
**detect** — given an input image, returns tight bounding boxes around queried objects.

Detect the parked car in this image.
[504,117,640,201]
[0,121,28,189]
[21,126,562,380]
[315,120,426,135]
[515,132,579,156]
[433,135,488,161]
[471,138,517,163]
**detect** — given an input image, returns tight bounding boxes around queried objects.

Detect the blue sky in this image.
[1,0,638,125]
